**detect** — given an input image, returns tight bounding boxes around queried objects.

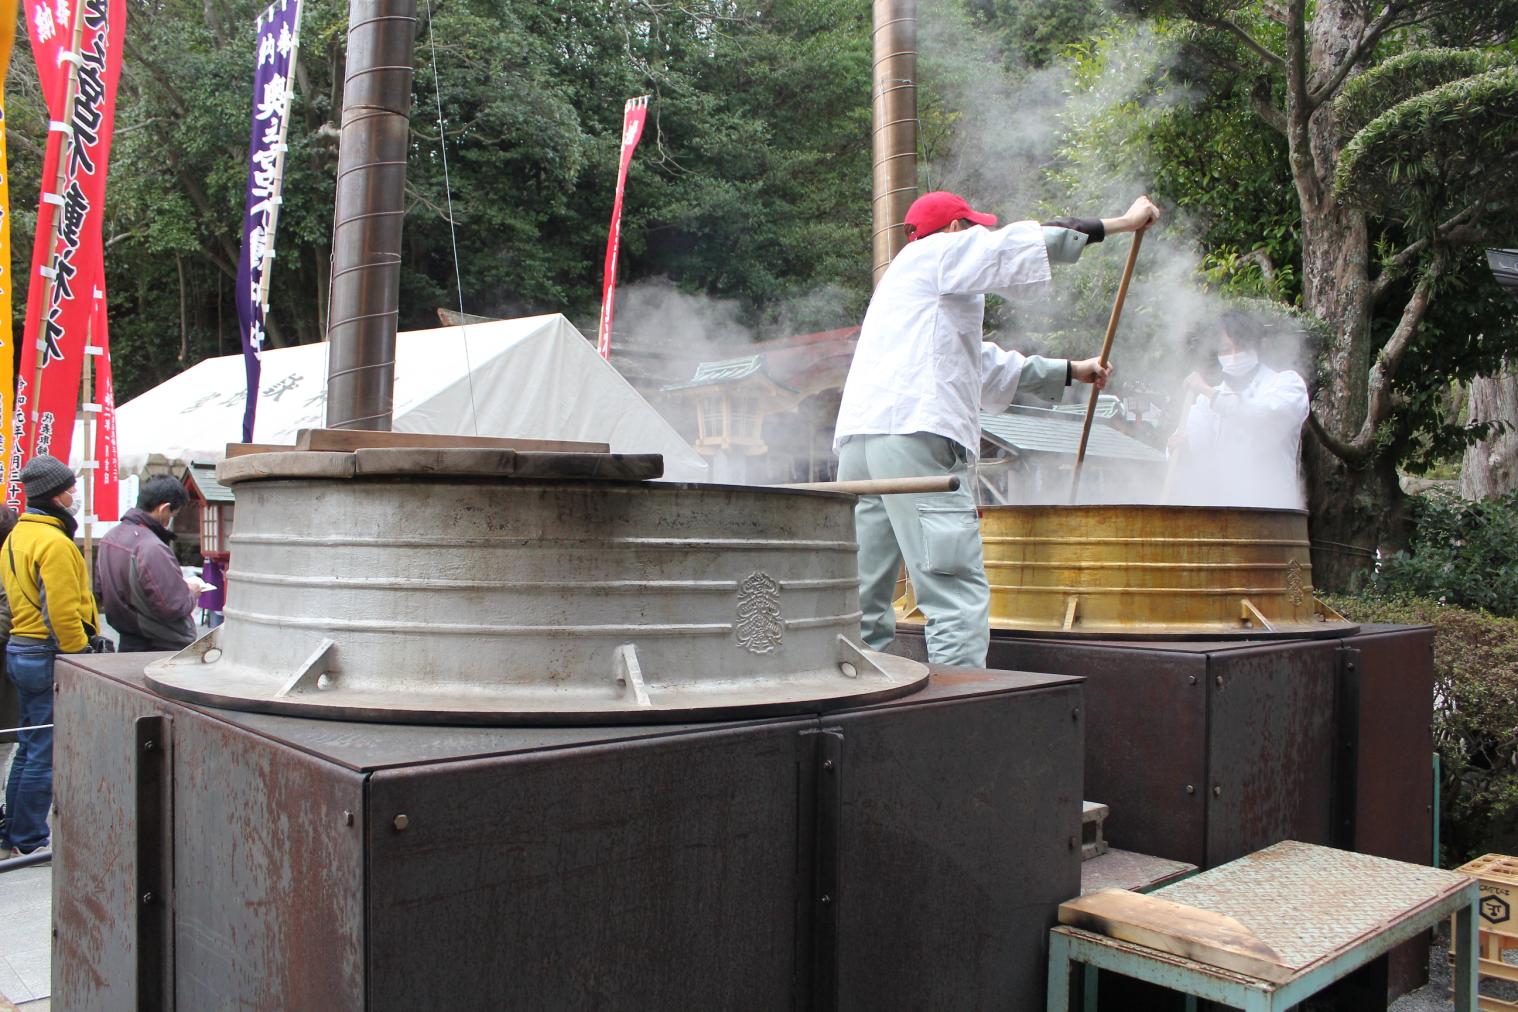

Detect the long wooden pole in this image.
[776,476,959,495]
[1069,228,1146,502]
[78,314,94,572]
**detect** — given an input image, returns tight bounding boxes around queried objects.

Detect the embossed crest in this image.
[1286,558,1306,607]
[735,571,784,654]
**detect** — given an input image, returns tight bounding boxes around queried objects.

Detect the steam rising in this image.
[608,8,1313,511]
[917,5,1311,509]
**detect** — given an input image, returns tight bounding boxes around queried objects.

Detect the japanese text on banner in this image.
[9,0,123,507]
[234,0,301,443]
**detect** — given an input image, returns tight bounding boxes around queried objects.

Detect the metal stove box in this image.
[53,655,1083,1010]
[895,622,1435,1003]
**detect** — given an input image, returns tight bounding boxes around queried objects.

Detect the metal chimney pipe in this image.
[324,0,417,430]
[871,0,917,287]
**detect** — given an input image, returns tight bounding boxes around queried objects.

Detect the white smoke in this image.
[916,7,1311,509]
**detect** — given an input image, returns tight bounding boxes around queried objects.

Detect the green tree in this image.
[1111,1,1518,588]
[5,0,878,403]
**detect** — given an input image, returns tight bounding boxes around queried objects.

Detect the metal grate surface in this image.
[1154,840,1470,969]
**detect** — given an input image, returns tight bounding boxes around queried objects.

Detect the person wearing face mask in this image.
[0,454,99,858]
[1167,311,1310,508]
[96,476,200,652]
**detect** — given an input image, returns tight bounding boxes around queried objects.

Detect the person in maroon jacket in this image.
[96,476,198,652]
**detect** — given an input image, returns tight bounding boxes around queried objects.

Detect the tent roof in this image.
[105,314,708,481]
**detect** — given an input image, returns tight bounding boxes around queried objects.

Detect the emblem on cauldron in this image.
[736,571,784,654]
[1286,558,1306,607]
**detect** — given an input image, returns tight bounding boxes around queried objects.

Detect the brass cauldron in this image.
[899,504,1356,639]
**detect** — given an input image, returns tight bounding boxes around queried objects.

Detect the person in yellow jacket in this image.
[0,455,99,858]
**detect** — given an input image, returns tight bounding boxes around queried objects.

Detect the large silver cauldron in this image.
[146,448,927,724]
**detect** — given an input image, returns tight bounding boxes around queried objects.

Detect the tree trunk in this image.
[1462,364,1518,499]
[1292,0,1408,592]
[1299,199,1391,592]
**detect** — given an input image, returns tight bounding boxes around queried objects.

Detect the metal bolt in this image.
[1212,785,1222,797]
[203,648,223,664]
[317,673,334,691]
[343,810,354,826]
[822,759,834,772]
[1188,675,1198,685]
[1185,784,1196,795]
[1071,707,1080,721]
[1069,835,1078,851]
[143,740,156,752]
[839,662,858,678]
[819,894,832,906]
[141,892,154,905]
[393,814,410,831]
[1215,675,1224,687]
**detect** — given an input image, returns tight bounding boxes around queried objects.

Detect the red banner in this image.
[596,95,649,360]
[9,0,124,506]
[25,0,68,110]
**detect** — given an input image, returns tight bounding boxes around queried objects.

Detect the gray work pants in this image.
[837,432,988,668]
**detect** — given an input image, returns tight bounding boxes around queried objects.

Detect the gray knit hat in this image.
[21,454,75,502]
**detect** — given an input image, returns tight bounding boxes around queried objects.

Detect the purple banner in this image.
[235,0,301,443]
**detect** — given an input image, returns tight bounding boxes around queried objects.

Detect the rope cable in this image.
[423,0,478,435]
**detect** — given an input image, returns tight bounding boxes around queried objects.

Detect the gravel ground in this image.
[1391,932,1518,1011]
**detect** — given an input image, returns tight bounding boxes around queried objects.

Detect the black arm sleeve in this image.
[1041,216,1105,243]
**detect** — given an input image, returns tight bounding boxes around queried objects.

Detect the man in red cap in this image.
[835,191,1160,667]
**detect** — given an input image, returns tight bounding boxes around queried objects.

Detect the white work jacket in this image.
[834,221,1075,459]
[1176,363,1310,508]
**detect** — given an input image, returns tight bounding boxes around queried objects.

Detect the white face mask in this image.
[1217,349,1259,377]
[59,498,80,517]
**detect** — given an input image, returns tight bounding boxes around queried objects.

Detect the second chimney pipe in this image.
[871,0,917,287]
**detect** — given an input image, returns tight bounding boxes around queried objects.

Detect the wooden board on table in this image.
[295,428,608,454]
[349,447,663,481]
[1059,888,1293,984]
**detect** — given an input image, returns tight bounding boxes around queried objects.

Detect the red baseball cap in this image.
[903,191,997,241]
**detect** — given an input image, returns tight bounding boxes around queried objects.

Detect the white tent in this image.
[100,314,708,481]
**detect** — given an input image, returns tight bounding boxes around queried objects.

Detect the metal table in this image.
[1048,841,1478,1011]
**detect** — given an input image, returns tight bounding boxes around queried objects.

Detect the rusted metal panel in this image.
[1204,640,1337,866]
[167,695,365,1010]
[1340,625,1434,864]
[1338,624,1436,1002]
[364,721,811,1010]
[982,635,1210,866]
[829,677,1084,1010]
[54,660,172,1011]
[55,655,366,1011]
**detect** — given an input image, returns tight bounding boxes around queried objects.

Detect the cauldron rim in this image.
[979,502,1309,517]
